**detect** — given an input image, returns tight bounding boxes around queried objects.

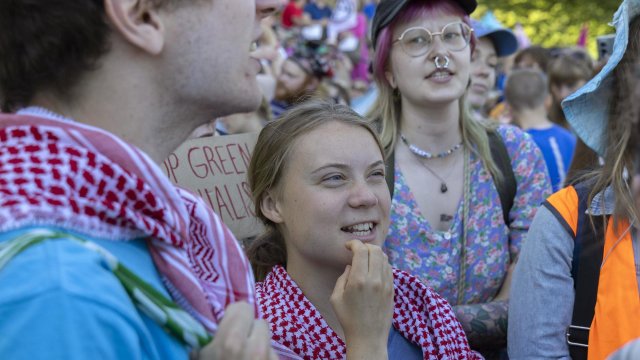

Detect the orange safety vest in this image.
[545,185,640,360]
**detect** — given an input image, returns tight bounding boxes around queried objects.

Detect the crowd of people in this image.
[1,0,640,359]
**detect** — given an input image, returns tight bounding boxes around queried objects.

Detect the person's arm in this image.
[453,300,508,349]
[456,126,553,349]
[508,206,574,359]
[502,125,553,266]
[0,238,187,360]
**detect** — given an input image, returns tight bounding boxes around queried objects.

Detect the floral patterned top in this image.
[384,125,552,306]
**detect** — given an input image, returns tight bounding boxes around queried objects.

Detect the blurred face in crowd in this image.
[550,80,586,104]
[386,14,473,107]
[264,121,390,270]
[514,54,541,71]
[468,37,498,110]
[275,59,318,103]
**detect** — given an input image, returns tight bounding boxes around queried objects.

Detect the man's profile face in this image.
[159,0,270,120]
[275,59,314,102]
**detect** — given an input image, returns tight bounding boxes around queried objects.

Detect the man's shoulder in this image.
[0,228,188,359]
[0,229,136,308]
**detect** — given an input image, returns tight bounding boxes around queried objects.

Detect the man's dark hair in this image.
[0,1,113,112]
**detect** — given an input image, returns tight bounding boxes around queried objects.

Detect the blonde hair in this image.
[246,100,384,280]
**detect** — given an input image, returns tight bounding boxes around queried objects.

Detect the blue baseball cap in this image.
[471,19,518,57]
[562,0,640,156]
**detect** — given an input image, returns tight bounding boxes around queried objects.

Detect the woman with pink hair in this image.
[368,0,551,356]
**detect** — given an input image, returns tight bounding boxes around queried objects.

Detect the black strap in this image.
[385,148,395,197]
[384,151,396,200]
[487,129,517,226]
[567,181,607,360]
[385,129,517,226]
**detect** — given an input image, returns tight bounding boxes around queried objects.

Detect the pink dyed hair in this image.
[372,0,477,84]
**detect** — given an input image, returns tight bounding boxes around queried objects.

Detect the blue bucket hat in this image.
[562,0,640,156]
[471,19,518,57]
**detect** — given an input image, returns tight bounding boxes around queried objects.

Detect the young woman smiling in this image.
[246,101,480,359]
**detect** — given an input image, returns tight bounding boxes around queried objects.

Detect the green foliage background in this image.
[474,0,621,57]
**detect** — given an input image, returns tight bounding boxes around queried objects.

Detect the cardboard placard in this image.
[162,132,263,239]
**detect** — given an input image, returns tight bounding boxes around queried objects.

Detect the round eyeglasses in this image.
[393,22,473,57]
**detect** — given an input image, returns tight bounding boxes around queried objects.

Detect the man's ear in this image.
[104,0,165,55]
[260,190,284,224]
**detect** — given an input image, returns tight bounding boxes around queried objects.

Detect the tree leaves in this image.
[475,0,620,57]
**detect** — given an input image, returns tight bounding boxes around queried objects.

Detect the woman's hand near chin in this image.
[330,240,394,360]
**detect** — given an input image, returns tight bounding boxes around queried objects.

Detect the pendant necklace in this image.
[416,151,460,193]
[400,133,463,193]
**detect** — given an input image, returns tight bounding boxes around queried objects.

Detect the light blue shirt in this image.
[0,226,188,360]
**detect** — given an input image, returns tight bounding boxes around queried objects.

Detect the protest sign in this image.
[162,132,263,239]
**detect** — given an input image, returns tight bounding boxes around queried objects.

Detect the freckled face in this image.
[271,121,391,269]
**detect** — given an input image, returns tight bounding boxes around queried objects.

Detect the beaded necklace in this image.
[400,133,463,159]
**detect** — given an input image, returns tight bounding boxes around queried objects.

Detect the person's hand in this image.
[330,240,394,359]
[196,301,277,360]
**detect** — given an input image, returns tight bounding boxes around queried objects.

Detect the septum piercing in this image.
[434,56,450,70]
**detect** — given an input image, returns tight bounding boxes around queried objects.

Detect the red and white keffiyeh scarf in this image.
[256,265,481,360]
[0,109,255,332]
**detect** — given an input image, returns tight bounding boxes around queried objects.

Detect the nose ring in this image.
[434,55,450,70]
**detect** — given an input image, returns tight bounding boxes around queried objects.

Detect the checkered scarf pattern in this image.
[0,110,255,333]
[256,265,482,359]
